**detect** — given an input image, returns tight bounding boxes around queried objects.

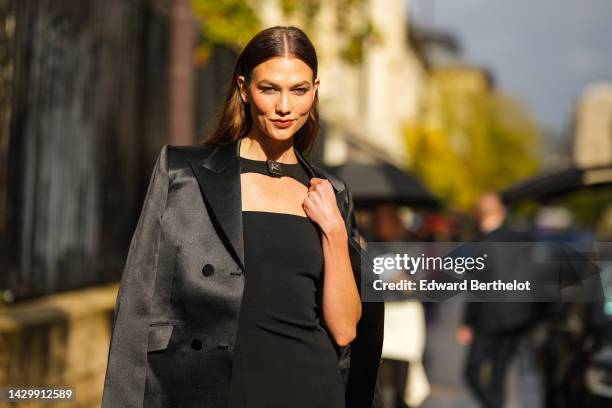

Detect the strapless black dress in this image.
[227,157,345,408]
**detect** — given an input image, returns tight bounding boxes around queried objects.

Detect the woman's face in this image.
[238,56,319,143]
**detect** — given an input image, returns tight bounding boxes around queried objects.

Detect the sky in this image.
[410,0,612,134]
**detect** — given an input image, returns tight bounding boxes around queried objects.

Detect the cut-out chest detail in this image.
[239,156,311,217]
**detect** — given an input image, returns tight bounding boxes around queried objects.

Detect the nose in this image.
[275,91,292,116]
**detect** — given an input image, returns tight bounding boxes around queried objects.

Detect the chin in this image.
[265,128,297,143]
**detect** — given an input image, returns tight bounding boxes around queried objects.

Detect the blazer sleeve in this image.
[341,186,386,408]
[102,144,169,408]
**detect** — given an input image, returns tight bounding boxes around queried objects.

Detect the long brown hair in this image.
[203,26,319,154]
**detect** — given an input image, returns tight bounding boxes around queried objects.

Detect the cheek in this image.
[295,96,314,115]
[249,93,273,116]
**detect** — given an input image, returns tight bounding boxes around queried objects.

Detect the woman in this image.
[101,26,384,408]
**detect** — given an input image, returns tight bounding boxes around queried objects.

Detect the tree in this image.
[191,0,261,63]
[405,68,541,210]
[191,0,375,65]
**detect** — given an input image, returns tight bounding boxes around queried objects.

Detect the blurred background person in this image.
[456,193,541,408]
[370,203,430,408]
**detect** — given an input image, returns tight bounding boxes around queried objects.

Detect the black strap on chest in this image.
[239,157,311,187]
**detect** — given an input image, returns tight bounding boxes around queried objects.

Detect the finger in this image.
[310,183,332,197]
[309,177,325,186]
[316,180,330,190]
[302,196,312,210]
[313,178,333,192]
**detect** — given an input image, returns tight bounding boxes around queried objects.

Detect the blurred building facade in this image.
[421,65,494,137]
[573,81,612,169]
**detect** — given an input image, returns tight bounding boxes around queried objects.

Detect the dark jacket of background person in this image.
[461,223,539,408]
[464,224,537,333]
[101,140,385,408]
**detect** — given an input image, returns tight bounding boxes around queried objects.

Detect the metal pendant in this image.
[266,159,283,177]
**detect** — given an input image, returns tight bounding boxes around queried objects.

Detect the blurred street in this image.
[422,302,477,408]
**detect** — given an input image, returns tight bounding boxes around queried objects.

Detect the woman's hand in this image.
[302,178,346,238]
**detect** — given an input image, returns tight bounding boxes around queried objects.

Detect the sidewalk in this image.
[420,301,479,408]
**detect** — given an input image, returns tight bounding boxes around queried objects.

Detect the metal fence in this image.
[2,0,172,300]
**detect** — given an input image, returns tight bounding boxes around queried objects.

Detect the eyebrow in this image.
[257,80,311,88]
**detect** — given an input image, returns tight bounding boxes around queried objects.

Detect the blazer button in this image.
[201,264,214,277]
[191,338,203,350]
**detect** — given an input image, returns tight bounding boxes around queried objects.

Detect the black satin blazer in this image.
[101,139,384,408]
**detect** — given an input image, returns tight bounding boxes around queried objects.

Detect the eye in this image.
[259,86,276,94]
[293,87,309,95]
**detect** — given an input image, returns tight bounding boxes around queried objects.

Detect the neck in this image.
[239,131,297,164]
[480,216,504,234]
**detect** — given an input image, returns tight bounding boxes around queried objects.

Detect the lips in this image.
[270,119,295,129]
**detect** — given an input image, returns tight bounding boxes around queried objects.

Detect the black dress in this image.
[227,157,345,408]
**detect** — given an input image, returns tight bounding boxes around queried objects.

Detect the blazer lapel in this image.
[295,148,346,195]
[188,140,245,271]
